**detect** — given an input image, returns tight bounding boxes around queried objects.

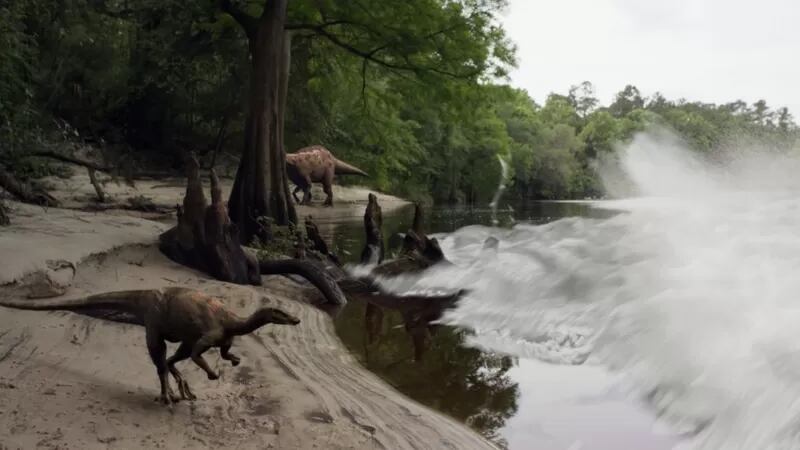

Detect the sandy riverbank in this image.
[0,178,492,449]
[39,171,410,221]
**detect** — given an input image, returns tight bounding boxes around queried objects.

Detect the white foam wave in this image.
[373,129,800,449]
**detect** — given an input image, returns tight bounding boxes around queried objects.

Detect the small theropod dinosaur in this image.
[0,287,300,405]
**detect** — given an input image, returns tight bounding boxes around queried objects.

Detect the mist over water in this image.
[370,130,800,449]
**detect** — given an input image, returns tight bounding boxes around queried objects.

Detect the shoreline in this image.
[0,183,491,449]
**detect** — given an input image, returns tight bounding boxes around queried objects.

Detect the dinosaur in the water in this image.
[285,145,367,206]
[0,287,299,405]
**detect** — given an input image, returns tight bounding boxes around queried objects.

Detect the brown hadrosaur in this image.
[286,145,368,206]
[0,287,299,405]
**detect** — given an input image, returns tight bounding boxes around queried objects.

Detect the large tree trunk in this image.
[228,0,296,244]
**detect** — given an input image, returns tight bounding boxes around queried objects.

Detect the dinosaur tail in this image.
[333,158,368,177]
[0,289,155,315]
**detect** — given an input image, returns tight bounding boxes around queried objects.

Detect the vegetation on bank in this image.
[2,1,799,211]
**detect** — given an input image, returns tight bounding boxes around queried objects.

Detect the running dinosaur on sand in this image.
[286,145,368,206]
[0,287,299,405]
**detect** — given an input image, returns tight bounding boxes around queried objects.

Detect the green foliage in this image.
[0,2,40,155]
[2,1,798,204]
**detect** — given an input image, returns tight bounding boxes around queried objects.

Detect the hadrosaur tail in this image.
[334,158,368,177]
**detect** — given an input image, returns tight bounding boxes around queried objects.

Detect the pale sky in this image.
[500,0,800,116]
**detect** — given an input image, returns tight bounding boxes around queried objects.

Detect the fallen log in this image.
[0,165,59,207]
[259,258,347,306]
[28,150,173,179]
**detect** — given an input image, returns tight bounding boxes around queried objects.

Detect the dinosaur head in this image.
[255,307,301,326]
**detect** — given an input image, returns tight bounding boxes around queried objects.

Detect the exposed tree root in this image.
[158,153,346,305]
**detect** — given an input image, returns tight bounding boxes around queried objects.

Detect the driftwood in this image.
[28,150,172,179]
[0,166,59,207]
[6,149,173,204]
[158,153,345,305]
[29,150,111,173]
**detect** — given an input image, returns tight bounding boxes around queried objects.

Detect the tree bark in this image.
[159,153,259,285]
[228,0,296,244]
[160,154,344,305]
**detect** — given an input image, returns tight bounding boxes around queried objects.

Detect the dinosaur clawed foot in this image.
[156,388,182,406]
[206,371,220,381]
[177,379,197,401]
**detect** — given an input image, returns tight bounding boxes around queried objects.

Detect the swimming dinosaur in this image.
[286,145,368,206]
[0,287,300,405]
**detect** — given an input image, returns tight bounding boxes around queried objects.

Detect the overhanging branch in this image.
[289,22,480,79]
[220,0,258,38]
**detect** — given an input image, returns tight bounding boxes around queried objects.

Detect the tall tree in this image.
[568,81,598,121]
[609,84,645,117]
[222,0,296,241]
[219,0,514,242]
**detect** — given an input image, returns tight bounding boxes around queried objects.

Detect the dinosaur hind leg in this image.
[292,186,302,203]
[301,175,313,205]
[146,331,179,405]
[191,334,220,380]
[166,342,196,401]
[322,173,334,207]
[220,343,241,366]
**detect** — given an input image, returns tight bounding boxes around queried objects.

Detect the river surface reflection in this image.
[324,201,675,449]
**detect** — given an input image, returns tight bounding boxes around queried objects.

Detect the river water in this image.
[331,130,800,449]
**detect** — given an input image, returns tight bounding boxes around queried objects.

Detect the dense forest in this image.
[2,0,799,212]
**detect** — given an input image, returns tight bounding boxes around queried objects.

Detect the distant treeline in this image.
[2,1,797,204]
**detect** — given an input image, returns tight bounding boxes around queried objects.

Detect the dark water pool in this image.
[327,201,615,446]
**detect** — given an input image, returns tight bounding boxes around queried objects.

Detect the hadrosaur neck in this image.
[227,313,266,336]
